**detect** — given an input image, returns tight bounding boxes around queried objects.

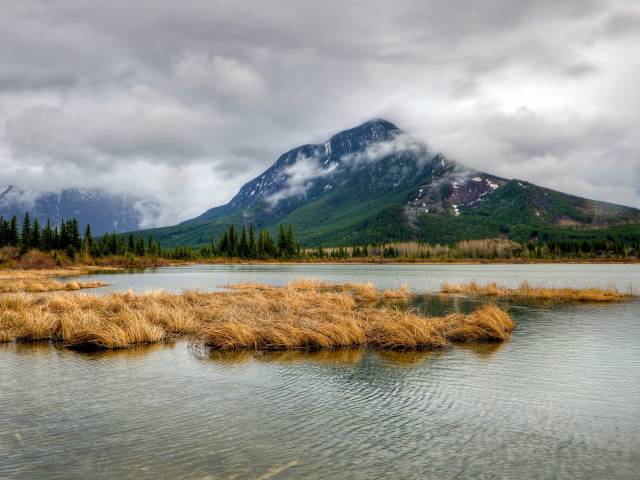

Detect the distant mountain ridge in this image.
[132,119,640,248]
[0,187,160,234]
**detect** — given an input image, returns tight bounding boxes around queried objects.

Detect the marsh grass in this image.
[440,281,635,301]
[0,270,108,293]
[0,280,513,350]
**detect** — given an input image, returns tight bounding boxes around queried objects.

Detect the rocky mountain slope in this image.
[133,119,640,247]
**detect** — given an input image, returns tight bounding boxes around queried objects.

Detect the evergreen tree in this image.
[286,225,296,256]
[228,224,238,256]
[210,235,217,256]
[0,217,7,247]
[109,231,118,255]
[31,217,41,249]
[218,232,230,256]
[248,225,258,258]
[257,229,265,258]
[263,227,276,258]
[52,226,60,250]
[21,212,31,250]
[135,236,146,256]
[9,216,20,246]
[238,226,249,258]
[72,219,81,250]
[84,224,93,248]
[277,223,287,258]
[117,236,127,256]
[128,234,135,252]
[60,220,69,249]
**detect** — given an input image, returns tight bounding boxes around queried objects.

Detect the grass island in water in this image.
[0,279,513,350]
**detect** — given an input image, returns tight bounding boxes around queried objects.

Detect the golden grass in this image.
[0,280,513,350]
[0,270,107,292]
[440,281,635,301]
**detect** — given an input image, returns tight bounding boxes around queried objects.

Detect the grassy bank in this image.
[0,270,108,293]
[440,281,636,301]
[0,279,513,350]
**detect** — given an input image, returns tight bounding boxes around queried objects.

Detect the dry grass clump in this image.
[0,281,514,351]
[381,284,414,299]
[0,270,107,292]
[440,281,635,301]
[283,278,390,302]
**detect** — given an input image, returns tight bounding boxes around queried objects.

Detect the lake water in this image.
[1,264,639,479]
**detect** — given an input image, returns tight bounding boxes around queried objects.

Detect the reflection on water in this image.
[1,270,640,479]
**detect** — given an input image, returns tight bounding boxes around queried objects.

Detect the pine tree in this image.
[257,229,265,258]
[286,225,296,257]
[210,235,217,256]
[60,220,69,249]
[72,219,81,250]
[135,236,146,256]
[248,225,258,259]
[0,217,7,248]
[228,224,237,256]
[21,212,31,250]
[218,232,230,256]
[128,234,135,252]
[263,227,276,258]
[52,226,60,250]
[9,216,20,246]
[84,224,93,248]
[277,223,287,258]
[238,226,249,258]
[31,217,41,249]
[109,231,118,255]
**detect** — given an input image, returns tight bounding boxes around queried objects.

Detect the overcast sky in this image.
[1,0,639,226]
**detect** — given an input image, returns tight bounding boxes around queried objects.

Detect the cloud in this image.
[340,133,429,166]
[266,153,325,205]
[0,0,638,228]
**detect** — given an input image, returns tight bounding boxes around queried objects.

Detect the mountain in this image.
[0,187,161,235]
[132,119,640,247]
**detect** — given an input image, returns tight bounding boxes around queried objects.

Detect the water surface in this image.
[2,264,639,479]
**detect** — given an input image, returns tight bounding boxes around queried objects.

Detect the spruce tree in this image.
[238,226,249,258]
[0,217,7,247]
[60,220,69,249]
[257,229,265,258]
[286,225,296,256]
[52,226,60,250]
[72,219,81,250]
[248,225,258,259]
[210,235,217,256]
[84,224,93,248]
[128,234,135,252]
[21,212,31,250]
[277,223,287,258]
[31,217,41,249]
[264,227,276,258]
[218,232,230,256]
[228,224,237,256]
[135,236,146,256]
[9,216,20,246]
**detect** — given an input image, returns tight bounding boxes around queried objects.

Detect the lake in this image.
[1,264,639,479]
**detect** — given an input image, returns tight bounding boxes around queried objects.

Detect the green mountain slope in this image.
[129,119,640,248]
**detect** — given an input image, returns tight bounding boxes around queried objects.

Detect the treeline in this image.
[0,212,304,262]
[2,211,639,265]
[312,238,640,260]
[0,213,83,254]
